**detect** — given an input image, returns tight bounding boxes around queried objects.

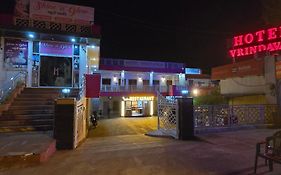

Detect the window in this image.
[102,78,111,85]
[153,80,159,85]
[166,80,172,86]
[143,80,149,85]
[129,79,137,85]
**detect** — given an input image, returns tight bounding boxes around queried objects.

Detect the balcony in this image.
[100,85,190,97]
[11,17,100,37]
[101,85,168,92]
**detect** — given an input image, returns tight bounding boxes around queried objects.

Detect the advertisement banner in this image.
[14,0,30,19]
[40,41,73,56]
[29,0,94,25]
[4,38,28,68]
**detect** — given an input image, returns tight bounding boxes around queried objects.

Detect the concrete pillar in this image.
[79,45,87,88]
[264,55,277,104]
[137,77,143,88]
[27,40,33,87]
[178,73,186,86]
[177,97,194,140]
[149,72,153,86]
[0,37,5,85]
[120,70,125,86]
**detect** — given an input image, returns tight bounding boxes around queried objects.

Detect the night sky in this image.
[2,0,264,73]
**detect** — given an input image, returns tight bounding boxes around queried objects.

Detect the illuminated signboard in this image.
[185,68,201,75]
[122,96,154,101]
[229,26,281,58]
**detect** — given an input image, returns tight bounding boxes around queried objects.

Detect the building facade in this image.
[212,25,281,105]
[0,0,100,91]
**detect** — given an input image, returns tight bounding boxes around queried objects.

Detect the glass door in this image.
[39,56,72,87]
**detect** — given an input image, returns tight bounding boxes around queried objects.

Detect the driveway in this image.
[0,117,280,175]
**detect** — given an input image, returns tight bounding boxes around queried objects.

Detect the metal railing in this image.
[101,85,169,93]
[194,104,277,128]
[0,71,27,103]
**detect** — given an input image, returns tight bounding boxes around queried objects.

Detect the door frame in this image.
[38,54,73,88]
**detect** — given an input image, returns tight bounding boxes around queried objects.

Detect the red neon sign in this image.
[229,26,281,58]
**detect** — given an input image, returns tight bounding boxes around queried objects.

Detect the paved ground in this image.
[0,117,281,175]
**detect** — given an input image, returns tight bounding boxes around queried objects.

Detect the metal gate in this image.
[147,92,179,138]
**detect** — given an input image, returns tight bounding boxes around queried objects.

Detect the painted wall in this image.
[220,76,267,95]
[229,95,267,105]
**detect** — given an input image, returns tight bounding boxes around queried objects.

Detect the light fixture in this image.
[192,88,199,96]
[161,77,166,82]
[91,58,96,61]
[28,33,34,39]
[181,90,189,95]
[138,77,142,82]
[62,88,71,98]
[113,76,118,82]
[71,38,76,42]
[91,45,96,48]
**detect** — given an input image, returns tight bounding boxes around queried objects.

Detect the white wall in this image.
[220,75,268,95]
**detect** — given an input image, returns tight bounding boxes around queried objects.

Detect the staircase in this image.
[0,88,79,132]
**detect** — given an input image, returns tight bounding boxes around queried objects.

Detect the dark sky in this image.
[2,0,264,72]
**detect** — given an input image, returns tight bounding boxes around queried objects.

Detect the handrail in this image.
[0,71,27,103]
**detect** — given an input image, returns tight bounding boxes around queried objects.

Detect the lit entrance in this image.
[121,96,154,117]
[39,56,72,87]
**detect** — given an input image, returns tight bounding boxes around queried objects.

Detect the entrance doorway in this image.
[40,56,72,87]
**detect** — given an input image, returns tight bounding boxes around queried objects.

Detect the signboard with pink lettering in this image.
[229,27,281,59]
[14,0,30,19]
[4,38,28,68]
[15,0,94,25]
[40,42,73,56]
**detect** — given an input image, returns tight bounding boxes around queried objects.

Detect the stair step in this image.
[18,94,60,98]
[9,105,54,110]
[0,119,53,126]
[0,125,53,133]
[0,114,53,120]
[12,101,54,105]
[3,109,53,115]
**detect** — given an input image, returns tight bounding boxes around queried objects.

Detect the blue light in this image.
[62,88,71,94]
[71,38,76,42]
[28,34,34,38]
[181,90,189,95]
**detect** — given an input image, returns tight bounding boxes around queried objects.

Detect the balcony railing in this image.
[13,17,100,36]
[101,85,169,93]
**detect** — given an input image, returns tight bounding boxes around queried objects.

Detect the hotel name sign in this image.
[123,96,154,101]
[229,26,281,58]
